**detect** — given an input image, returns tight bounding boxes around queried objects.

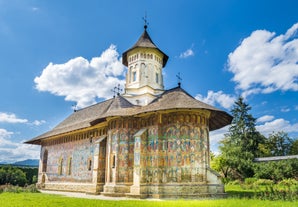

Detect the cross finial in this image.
[142,12,149,30]
[115,84,122,95]
[111,87,117,98]
[72,103,78,112]
[111,84,122,98]
[176,72,182,87]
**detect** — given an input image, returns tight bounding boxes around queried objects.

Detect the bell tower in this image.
[122,24,168,106]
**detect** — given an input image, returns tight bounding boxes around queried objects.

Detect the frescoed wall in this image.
[39,110,223,197]
[41,137,96,182]
[137,112,210,186]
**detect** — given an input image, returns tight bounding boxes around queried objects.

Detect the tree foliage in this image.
[254,159,298,181]
[0,166,27,186]
[214,97,298,182]
[290,139,298,155]
[259,131,293,157]
[218,97,264,180]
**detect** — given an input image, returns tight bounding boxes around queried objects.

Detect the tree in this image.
[218,97,264,180]
[211,153,231,181]
[254,159,298,181]
[0,165,28,186]
[259,131,293,157]
[290,139,298,155]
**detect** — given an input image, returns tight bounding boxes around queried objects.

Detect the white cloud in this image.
[30,120,46,126]
[179,48,194,58]
[257,115,274,123]
[281,108,290,112]
[0,128,39,163]
[228,23,298,96]
[0,112,28,123]
[34,44,126,108]
[195,90,236,109]
[209,126,229,154]
[256,118,298,137]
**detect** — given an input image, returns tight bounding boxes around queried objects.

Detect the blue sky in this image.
[0,0,298,162]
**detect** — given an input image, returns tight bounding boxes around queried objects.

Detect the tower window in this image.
[156,73,159,83]
[132,71,137,82]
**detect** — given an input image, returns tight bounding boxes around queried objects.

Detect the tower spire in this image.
[122,22,168,106]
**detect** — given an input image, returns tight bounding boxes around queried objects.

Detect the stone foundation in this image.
[101,184,131,197]
[37,182,103,194]
[126,183,226,199]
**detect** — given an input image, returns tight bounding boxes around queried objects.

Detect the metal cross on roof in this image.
[72,103,78,112]
[176,72,182,87]
[142,12,149,29]
[111,84,122,97]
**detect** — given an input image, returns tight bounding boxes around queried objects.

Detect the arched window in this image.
[88,158,92,171]
[67,157,72,175]
[42,149,48,172]
[112,155,116,168]
[132,71,137,82]
[58,157,63,175]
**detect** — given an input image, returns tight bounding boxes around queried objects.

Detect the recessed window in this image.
[42,150,48,172]
[68,157,72,175]
[58,157,63,175]
[88,158,92,171]
[156,73,159,83]
[132,71,137,82]
[112,155,116,168]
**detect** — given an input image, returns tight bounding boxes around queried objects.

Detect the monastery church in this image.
[26,24,232,198]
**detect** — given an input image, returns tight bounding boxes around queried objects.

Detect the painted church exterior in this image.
[26,26,232,198]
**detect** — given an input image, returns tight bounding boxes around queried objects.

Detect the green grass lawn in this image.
[0,192,297,207]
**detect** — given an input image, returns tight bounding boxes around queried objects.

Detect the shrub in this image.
[256,185,298,201]
[0,184,39,194]
[244,177,257,185]
[227,180,241,185]
[278,178,298,186]
[254,179,274,186]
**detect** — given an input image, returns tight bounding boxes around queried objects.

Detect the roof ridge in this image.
[75,97,113,112]
[150,86,194,104]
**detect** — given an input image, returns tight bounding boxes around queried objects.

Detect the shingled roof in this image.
[122,28,168,67]
[25,87,232,145]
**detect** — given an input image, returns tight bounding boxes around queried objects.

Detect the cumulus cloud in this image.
[195,90,236,109]
[0,128,39,163]
[209,126,229,154]
[228,23,298,96]
[179,48,194,58]
[257,115,275,123]
[35,44,126,108]
[0,112,28,123]
[30,120,46,126]
[256,118,298,137]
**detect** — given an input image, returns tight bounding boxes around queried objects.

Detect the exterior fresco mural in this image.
[41,137,96,182]
[38,111,224,197]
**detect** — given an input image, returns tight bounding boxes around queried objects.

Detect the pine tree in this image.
[219,97,264,180]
